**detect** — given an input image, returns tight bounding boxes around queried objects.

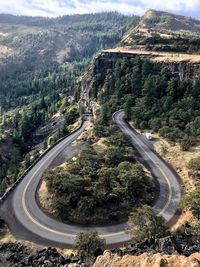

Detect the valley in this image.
[0,7,200,267]
[0,12,138,198]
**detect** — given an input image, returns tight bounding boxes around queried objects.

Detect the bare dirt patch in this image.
[172,210,197,231]
[74,120,93,143]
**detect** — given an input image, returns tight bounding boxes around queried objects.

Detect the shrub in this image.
[187,157,200,173]
[127,205,169,243]
[180,187,200,219]
[75,231,105,257]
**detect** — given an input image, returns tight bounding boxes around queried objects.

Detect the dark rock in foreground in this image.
[112,234,200,257]
[0,243,86,267]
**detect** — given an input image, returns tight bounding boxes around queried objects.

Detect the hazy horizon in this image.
[0,0,199,19]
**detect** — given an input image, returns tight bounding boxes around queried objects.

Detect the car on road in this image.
[146,133,153,140]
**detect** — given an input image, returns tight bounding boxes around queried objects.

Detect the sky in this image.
[0,0,200,19]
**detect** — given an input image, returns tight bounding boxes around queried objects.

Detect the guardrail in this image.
[0,120,84,204]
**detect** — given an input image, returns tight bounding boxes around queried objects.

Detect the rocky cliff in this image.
[93,234,200,266]
[92,49,200,83]
[93,251,200,267]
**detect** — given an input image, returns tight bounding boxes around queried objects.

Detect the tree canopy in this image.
[75,231,105,258]
[180,187,200,220]
[127,205,169,243]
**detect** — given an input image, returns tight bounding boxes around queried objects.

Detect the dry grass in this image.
[0,229,16,244]
[128,122,199,192]
[91,137,108,155]
[58,248,76,256]
[172,210,197,231]
[38,180,55,214]
[104,47,200,63]
[153,133,200,193]
[144,10,155,19]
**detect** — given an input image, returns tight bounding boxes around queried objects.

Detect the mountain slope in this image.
[0,12,139,67]
[138,9,200,33]
[122,9,200,53]
[0,12,139,197]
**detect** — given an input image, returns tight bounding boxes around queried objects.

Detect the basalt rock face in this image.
[92,51,153,76]
[92,51,200,82]
[0,243,86,267]
[159,61,200,82]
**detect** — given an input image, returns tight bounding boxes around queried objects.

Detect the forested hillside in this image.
[0,12,139,195]
[91,58,200,151]
[0,12,139,112]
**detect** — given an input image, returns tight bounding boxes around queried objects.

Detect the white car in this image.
[146,133,153,140]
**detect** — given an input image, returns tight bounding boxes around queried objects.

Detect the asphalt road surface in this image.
[0,112,181,248]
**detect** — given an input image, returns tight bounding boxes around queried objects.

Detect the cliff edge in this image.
[93,251,200,267]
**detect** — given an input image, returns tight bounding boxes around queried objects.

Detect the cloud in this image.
[0,0,199,18]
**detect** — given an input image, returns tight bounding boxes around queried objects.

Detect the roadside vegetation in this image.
[75,231,105,258]
[177,185,200,243]
[181,187,200,220]
[187,156,200,175]
[127,205,169,242]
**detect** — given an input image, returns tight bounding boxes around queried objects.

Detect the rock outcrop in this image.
[1,235,200,266]
[93,251,200,267]
[93,234,200,267]
[111,234,200,256]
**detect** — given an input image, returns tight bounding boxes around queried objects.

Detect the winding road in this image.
[113,110,181,221]
[0,111,181,248]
